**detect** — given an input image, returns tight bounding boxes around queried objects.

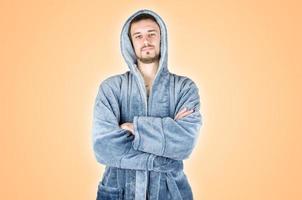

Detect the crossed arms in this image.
[120,107,194,134]
[92,77,202,172]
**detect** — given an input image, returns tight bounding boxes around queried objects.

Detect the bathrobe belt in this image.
[135,170,182,200]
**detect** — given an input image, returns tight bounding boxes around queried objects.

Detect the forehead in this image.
[130,19,160,34]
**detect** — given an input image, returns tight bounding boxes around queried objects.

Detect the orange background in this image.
[1,0,301,199]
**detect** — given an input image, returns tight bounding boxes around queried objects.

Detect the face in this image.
[130,19,161,64]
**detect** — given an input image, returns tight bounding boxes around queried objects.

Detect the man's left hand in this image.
[120,122,134,135]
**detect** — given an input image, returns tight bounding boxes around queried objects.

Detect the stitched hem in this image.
[132,116,141,150]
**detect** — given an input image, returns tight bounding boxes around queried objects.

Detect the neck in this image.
[137,60,159,83]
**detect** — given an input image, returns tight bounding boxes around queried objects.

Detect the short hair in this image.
[128,13,160,43]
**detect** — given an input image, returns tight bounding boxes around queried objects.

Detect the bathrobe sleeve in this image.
[92,80,183,172]
[132,78,202,160]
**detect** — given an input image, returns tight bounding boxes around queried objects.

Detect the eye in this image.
[135,35,142,39]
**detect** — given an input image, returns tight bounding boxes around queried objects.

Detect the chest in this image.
[119,73,175,122]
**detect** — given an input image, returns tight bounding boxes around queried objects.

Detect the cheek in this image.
[156,39,160,48]
[156,42,161,51]
[135,46,141,54]
[132,43,140,54]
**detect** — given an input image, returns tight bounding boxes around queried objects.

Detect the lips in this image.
[142,47,154,51]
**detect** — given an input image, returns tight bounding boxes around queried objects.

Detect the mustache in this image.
[141,45,154,51]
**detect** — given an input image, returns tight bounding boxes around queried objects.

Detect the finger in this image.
[120,124,129,131]
[174,107,187,120]
[175,108,187,118]
[175,108,190,120]
[177,109,194,120]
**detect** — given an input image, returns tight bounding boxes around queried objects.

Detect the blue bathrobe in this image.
[92,9,203,200]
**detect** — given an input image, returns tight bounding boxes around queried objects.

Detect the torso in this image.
[145,84,151,97]
[144,79,153,98]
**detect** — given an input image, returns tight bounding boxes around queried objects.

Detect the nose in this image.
[143,36,150,45]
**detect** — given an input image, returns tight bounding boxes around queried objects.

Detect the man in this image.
[92,9,203,200]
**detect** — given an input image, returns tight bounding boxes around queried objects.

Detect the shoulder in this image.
[94,71,130,103]
[98,71,130,91]
[169,72,198,91]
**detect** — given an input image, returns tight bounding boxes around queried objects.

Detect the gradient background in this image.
[1,0,301,199]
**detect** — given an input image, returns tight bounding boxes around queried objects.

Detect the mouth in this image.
[142,47,154,51]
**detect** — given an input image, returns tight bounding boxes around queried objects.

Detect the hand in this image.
[120,122,134,135]
[174,107,194,120]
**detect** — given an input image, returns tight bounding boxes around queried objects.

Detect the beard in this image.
[137,52,160,64]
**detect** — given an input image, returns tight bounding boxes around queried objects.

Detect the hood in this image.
[120,9,169,79]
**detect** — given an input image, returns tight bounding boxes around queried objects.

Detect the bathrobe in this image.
[92,9,203,200]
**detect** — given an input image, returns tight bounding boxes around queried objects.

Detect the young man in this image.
[92,9,203,200]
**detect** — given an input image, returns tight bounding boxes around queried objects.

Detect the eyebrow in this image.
[132,29,158,37]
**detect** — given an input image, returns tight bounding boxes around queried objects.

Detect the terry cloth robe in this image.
[92,9,203,200]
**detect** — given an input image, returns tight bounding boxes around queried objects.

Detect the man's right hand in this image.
[174,107,194,120]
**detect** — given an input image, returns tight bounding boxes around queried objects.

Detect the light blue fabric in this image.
[92,9,203,200]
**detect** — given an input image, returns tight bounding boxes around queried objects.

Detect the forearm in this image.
[132,113,202,160]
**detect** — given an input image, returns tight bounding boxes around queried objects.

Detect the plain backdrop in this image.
[1,0,301,199]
